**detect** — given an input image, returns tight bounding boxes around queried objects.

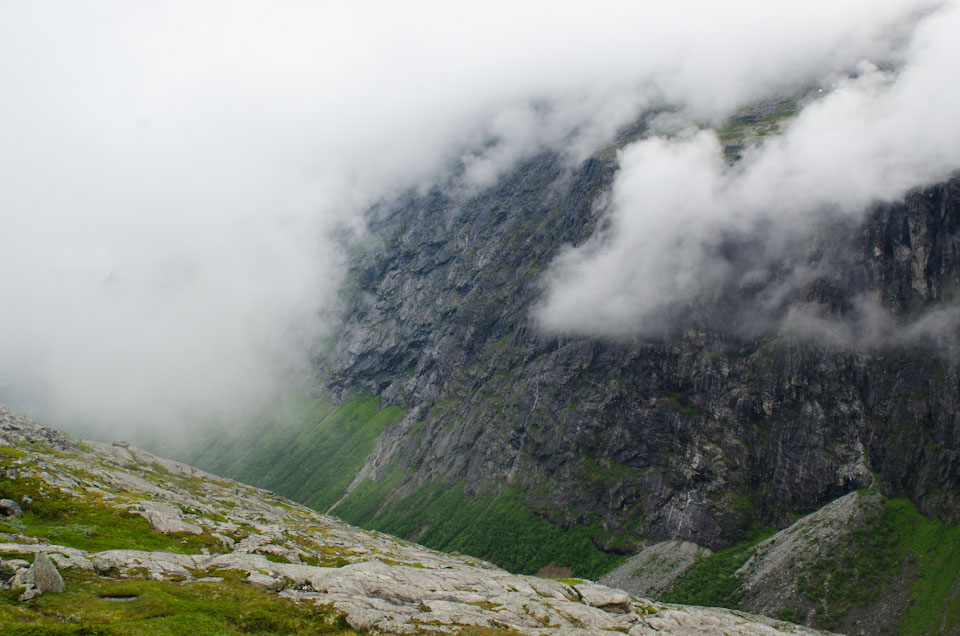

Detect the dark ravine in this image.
[173,106,960,632]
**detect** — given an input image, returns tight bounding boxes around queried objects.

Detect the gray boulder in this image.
[30,552,65,593]
[573,583,632,613]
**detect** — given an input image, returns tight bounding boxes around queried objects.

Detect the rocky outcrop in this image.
[0,407,835,636]
[610,489,946,635]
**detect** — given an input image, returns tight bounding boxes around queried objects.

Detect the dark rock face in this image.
[317,138,960,550]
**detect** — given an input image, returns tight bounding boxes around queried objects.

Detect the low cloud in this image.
[536,2,960,338]
[0,0,948,434]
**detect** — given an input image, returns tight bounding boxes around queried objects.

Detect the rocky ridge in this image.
[0,406,834,635]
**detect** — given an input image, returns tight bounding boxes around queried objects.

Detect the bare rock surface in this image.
[598,540,710,598]
[0,406,838,636]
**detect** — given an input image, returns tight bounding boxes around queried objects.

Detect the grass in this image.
[662,393,702,418]
[660,523,772,609]
[660,496,960,635]
[715,97,800,160]
[334,479,625,579]
[0,567,355,636]
[789,497,960,634]
[172,391,404,512]
[869,498,960,636]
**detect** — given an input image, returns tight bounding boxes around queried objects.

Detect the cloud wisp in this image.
[536,2,960,339]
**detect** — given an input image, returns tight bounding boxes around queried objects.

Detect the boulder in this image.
[0,499,23,518]
[573,583,632,614]
[137,503,202,534]
[30,552,65,593]
[245,572,283,591]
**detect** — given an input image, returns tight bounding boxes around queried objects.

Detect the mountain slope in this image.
[167,103,960,635]
[0,406,836,636]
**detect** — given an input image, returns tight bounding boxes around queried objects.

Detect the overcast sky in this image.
[0,0,953,434]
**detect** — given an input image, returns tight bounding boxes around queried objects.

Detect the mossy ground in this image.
[0,566,354,636]
[0,469,219,556]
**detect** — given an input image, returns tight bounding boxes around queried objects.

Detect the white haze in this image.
[0,0,948,434]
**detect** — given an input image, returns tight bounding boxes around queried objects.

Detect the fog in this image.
[0,0,949,434]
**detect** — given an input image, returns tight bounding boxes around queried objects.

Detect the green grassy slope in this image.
[179,391,403,512]
[1,568,355,636]
[334,477,625,580]
[172,392,627,578]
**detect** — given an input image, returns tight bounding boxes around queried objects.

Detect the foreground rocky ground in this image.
[0,406,834,635]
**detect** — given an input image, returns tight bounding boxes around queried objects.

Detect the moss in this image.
[662,393,703,418]
[0,446,28,459]
[0,476,219,555]
[550,578,587,586]
[0,568,355,636]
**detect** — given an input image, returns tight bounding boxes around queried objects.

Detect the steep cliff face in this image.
[173,102,960,592]
[310,118,960,555]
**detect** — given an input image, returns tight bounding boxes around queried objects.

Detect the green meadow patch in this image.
[0,567,355,636]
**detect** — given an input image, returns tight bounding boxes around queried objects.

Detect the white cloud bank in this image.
[0,0,949,432]
[536,1,960,337]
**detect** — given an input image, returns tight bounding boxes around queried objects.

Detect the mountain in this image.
[168,102,960,634]
[0,405,842,636]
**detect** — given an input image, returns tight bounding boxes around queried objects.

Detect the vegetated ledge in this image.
[0,406,834,636]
